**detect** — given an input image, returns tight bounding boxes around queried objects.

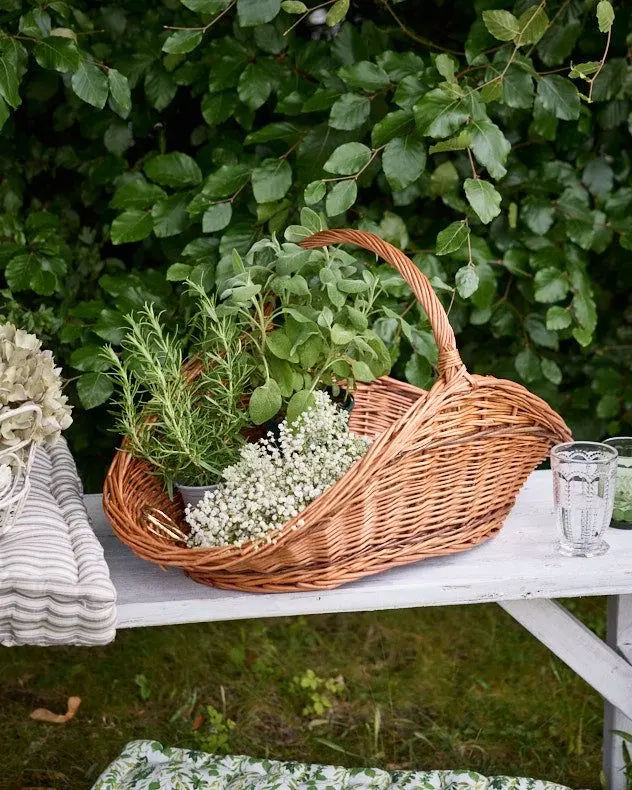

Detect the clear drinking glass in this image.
[550,441,618,557]
[603,437,632,529]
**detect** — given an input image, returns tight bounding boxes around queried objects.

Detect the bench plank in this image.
[88,471,632,630]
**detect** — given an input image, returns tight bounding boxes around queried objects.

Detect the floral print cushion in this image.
[91,740,572,790]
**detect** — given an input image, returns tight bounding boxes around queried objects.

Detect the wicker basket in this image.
[103,230,571,592]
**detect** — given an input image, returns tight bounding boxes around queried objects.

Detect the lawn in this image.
[1,598,606,790]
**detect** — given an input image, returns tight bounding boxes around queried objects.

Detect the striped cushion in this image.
[0,438,116,646]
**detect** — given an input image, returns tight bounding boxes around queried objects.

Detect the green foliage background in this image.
[0,0,630,489]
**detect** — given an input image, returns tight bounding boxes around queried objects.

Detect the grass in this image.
[1,598,608,789]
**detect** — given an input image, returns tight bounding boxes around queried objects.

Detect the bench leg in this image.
[500,598,632,790]
[604,595,632,790]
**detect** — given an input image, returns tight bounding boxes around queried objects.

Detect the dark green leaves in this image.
[414,89,476,139]
[0,0,626,475]
[596,393,619,419]
[33,36,80,73]
[324,143,371,175]
[238,62,274,110]
[522,198,555,234]
[326,180,357,216]
[162,30,203,54]
[201,92,237,126]
[110,211,153,244]
[382,136,426,191]
[534,268,569,303]
[144,153,202,188]
[436,221,469,255]
[546,306,572,331]
[108,69,131,119]
[182,0,230,10]
[455,266,479,298]
[0,52,20,108]
[468,115,510,179]
[203,164,250,199]
[202,203,232,233]
[71,60,108,108]
[481,6,547,46]
[76,372,114,410]
[338,61,390,92]
[482,10,519,42]
[464,178,501,225]
[583,158,613,197]
[371,110,415,147]
[515,5,548,46]
[541,358,562,385]
[281,1,307,11]
[111,180,166,210]
[304,181,326,205]
[515,348,541,383]
[5,253,64,295]
[326,0,349,27]
[329,94,370,131]
[237,0,280,26]
[537,76,580,121]
[251,159,292,203]
[503,65,534,109]
[597,1,615,33]
[152,194,189,238]
[145,67,177,111]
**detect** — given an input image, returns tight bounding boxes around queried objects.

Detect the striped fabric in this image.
[0,438,116,646]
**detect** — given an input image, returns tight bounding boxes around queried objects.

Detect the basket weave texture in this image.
[103,230,571,592]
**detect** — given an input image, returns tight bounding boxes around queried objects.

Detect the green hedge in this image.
[0,0,630,490]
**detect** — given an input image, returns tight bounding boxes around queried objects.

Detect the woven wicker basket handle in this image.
[300,229,466,381]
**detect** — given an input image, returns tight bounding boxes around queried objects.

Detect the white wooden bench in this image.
[88,470,632,790]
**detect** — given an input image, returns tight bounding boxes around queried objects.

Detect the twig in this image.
[527,0,572,58]
[165,0,235,34]
[214,180,249,206]
[587,27,611,102]
[283,0,336,37]
[322,145,385,183]
[464,0,547,100]
[467,148,478,179]
[279,137,303,160]
[465,226,473,267]
[379,0,464,56]
[446,288,457,316]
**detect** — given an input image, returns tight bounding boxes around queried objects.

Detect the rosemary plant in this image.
[103,295,253,497]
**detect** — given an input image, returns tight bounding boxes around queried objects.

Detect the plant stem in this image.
[467,148,478,179]
[588,28,611,102]
[283,0,337,37]
[165,0,236,33]
[379,0,464,56]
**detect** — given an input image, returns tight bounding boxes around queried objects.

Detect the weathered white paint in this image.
[87,471,632,629]
[500,599,632,720]
[603,596,632,790]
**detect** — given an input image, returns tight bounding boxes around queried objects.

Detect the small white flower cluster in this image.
[185,391,371,548]
[0,323,72,446]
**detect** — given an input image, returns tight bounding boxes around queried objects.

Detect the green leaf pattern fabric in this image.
[92,741,573,790]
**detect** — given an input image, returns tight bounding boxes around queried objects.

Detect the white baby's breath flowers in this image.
[0,323,73,446]
[185,391,371,548]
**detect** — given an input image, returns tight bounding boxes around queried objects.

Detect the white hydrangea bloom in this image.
[0,324,73,446]
[185,392,370,548]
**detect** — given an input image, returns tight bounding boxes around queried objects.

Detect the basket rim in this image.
[104,371,571,567]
